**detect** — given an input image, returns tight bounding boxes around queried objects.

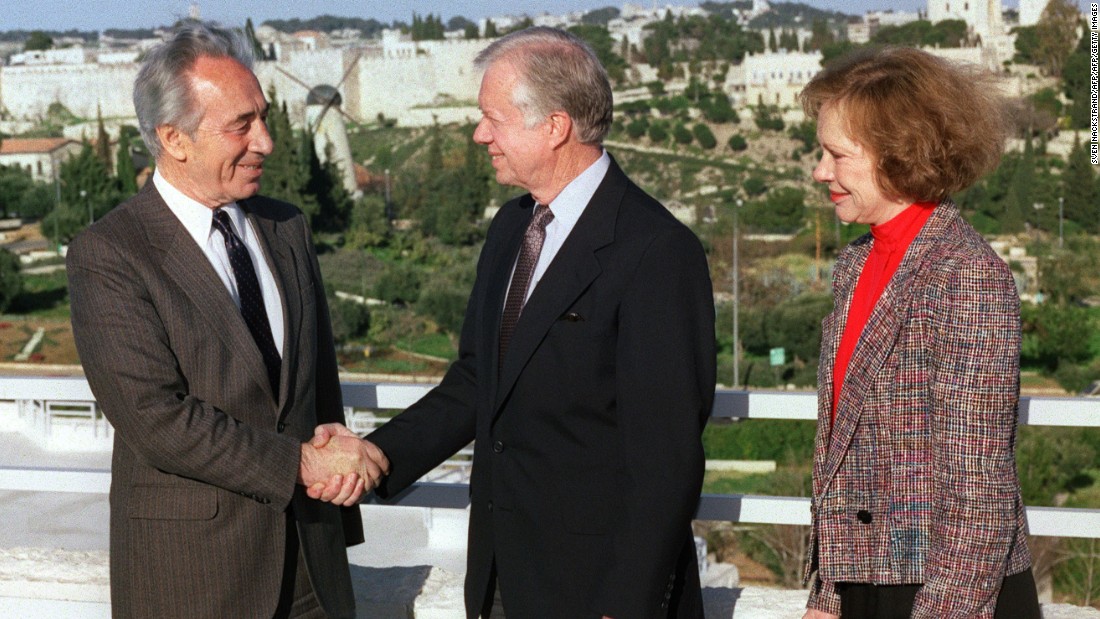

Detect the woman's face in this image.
[812,102,910,226]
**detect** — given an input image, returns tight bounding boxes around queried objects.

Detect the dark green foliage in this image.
[701,93,736,124]
[262,15,387,37]
[418,285,468,334]
[1063,138,1097,233]
[788,120,817,156]
[1016,426,1097,504]
[567,24,628,83]
[42,142,123,244]
[0,249,21,313]
[1013,25,1040,64]
[410,13,445,41]
[641,12,764,66]
[692,123,717,149]
[871,19,967,47]
[346,195,390,249]
[244,18,266,60]
[24,31,53,51]
[742,176,767,197]
[743,187,806,233]
[703,419,816,462]
[581,6,620,26]
[727,134,748,152]
[625,118,649,139]
[647,122,669,144]
[374,262,422,304]
[328,296,371,344]
[0,165,51,218]
[754,105,785,131]
[673,123,693,145]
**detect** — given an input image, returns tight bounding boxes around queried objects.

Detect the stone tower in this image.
[1018,0,1048,26]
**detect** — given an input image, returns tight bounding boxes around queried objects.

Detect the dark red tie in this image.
[499,204,554,364]
[211,209,281,396]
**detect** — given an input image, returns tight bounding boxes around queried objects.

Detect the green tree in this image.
[672,123,693,145]
[0,249,21,313]
[115,138,139,196]
[24,31,53,51]
[328,295,371,344]
[568,24,628,83]
[1013,25,1039,64]
[1034,0,1081,76]
[692,123,717,149]
[1001,139,1035,233]
[728,134,748,152]
[347,194,390,249]
[244,18,266,60]
[94,107,112,170]
[484,19,498,38]
[42,142,122,244]
[648,122,669,144]
[1062,137,1097,232]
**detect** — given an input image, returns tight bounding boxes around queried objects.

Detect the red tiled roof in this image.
[0,138,76,155]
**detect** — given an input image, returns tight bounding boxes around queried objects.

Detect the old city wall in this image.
[0,63,138,120]
[1,38,490,128]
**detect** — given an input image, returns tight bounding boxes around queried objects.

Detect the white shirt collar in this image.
[544,150,610,225]
[153,169,246,245]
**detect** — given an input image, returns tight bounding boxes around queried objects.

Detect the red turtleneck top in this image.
[831,202,936,423]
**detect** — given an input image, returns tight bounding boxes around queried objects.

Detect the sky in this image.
[2,0,1022,33]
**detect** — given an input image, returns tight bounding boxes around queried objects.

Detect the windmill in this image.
[274,50,362,197]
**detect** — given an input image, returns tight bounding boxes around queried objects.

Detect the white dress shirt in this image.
[154,170,285,356]
[516,150,611,304]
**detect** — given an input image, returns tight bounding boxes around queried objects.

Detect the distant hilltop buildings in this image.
[0,0,1076,142]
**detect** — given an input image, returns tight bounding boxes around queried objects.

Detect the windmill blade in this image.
[274,65,313,92]
[315,49,363,127]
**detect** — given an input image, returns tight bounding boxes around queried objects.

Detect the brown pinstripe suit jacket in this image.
[804,201,1031,617]
[68,182,362,619]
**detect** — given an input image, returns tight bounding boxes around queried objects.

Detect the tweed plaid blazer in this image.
[68,183,362,619]
[803,200,1032,617]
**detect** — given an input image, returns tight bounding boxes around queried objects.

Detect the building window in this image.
[37,161,43,175]
[946,3,950,11]
[964,2,968,9]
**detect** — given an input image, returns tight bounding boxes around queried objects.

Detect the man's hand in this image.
[298,424,390,506]
[803,610,839,619]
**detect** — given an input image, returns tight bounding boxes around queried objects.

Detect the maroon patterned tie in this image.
[499,204,554,364]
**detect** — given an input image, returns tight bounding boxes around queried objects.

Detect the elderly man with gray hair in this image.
[316,26,716,619]
[68,22,388,619]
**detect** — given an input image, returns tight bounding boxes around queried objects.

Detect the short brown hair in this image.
[475,27,613,145]
[800,46,1008,202]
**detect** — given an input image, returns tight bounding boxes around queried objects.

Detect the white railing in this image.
[1,375,1099,538]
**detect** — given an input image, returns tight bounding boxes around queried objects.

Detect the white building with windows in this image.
[0,138,81,184]
[734,50,823,108]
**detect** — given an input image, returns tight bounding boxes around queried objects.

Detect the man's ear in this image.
[157,124,189,162]
[545,111,573,149]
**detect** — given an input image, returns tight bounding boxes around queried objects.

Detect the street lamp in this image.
[732,197,743,390]
[1058,196,1064,250]
[81,189,91,225]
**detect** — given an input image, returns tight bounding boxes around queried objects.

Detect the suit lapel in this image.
[492,162,624,414]
[242,199,296,412]
[821,200,959,488]
[140,185,276,407]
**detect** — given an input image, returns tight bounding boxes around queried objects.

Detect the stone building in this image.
[0,138,81,184]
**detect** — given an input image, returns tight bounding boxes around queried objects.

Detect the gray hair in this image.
[475,27,613,145]
[134,22,255,161]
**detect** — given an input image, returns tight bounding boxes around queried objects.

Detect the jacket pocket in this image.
[129,485,219,520]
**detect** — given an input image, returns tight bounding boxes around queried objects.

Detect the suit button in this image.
[857,510,873,524]
[487,501,494,512]
[492,440,504,453]
[277,422,286,432]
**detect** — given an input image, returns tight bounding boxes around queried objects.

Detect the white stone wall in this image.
[0,63,137,120]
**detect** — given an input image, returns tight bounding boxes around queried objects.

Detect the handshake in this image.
[297,423,390,506]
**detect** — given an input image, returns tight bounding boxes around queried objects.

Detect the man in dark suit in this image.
[68,23,387,619]
[318,27,715,618]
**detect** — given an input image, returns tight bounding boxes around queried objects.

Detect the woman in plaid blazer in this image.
[799,47,1040,618]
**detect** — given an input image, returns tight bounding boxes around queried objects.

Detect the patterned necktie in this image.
[211,209,281,396]
[499,204,554,364]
